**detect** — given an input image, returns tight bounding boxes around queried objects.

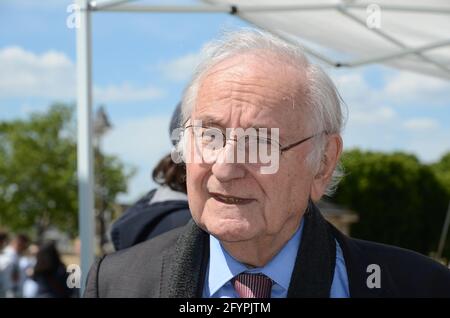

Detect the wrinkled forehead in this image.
[194,52,313,135]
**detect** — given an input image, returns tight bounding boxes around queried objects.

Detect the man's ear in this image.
[310,134,343,201]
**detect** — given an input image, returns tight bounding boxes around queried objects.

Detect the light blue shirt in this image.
[202,219,350,298]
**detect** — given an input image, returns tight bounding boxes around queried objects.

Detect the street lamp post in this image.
[93,106,112,255]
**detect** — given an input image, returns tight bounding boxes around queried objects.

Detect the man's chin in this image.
[205,220,256,243]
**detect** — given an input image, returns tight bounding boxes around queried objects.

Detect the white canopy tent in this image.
[76,0,450,292]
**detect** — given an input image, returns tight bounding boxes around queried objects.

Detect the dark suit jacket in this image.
[84,220,450,298]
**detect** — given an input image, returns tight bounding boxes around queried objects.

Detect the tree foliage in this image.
[333,149,450,258]
[0,104,133,239]
[430,152,450,195]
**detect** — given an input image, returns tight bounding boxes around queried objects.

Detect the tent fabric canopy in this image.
[201,0,450,80]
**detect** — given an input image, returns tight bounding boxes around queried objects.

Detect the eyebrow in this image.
[192,115,223,126]
[251,125,287,141]
[192,115,287,142]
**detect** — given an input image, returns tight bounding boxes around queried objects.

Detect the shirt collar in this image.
[207,218,304,296]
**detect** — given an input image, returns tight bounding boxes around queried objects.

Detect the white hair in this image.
[178,28,346,197]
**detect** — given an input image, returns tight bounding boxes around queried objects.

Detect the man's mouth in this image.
[209,192,255,205]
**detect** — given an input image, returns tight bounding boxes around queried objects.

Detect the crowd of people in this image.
[0,231,77,298]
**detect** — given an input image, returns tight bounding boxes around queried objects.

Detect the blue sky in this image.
[1,0,450,204]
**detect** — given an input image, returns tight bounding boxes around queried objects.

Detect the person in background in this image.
[110,103,191,251]
[0,231,10,297]
[0,231,8,252]
[22,244,39,298]
[30,242,73,298]
[0,233,30,297]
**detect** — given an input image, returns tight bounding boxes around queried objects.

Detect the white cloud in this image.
[402,118,439,131]
[351,106,396,124]
[331,72,396,126]
[333,72,374,102]
[402,131,450,163]
[0,46,75,99]
[384,71,450,105]
[159,52,201,82]
[0,46,165,103]
[330,69,449,163]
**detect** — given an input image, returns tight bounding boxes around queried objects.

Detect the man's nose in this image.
[211,143,246,182]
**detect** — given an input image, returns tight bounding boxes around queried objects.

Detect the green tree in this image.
[430,152,450,195]
[429,151,450,259]
[332,149,449,258]
[94,149,132,251]
[0,103,134,241]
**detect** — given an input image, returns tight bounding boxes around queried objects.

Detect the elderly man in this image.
[84,29,450,298]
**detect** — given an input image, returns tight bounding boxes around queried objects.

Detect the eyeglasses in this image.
[183,123,325,162]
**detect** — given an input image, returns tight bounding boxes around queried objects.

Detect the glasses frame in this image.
[183,121,326,155]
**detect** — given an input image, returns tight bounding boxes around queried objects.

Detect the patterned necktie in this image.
[232,273,273,298]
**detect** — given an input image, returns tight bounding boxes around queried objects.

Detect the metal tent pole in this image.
[346,39,450,68]
[437,202,450,259]
[76,0,95,295]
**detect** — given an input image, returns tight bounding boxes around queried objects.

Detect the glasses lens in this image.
[235,135,279,164]
[187,126,280,165]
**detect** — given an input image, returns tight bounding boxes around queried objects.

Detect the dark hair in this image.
[152,153,187,194]
[0,231,8,248]
[0,231,8,242]
[33,242,65,277]
[14,233,30,245]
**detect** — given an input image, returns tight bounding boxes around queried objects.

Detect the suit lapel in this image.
[162,220,209,298]
[287,201,337,298]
